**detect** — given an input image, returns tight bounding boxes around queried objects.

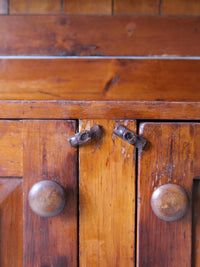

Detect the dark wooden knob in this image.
[151,184,189,221]
[28,181,66,218]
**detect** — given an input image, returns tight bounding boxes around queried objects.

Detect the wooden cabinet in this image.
[0,13,200,267]
[1,118,200,266]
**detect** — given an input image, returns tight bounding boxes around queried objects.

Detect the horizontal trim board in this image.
[0,59,200,102]
[0,15,199,56]
[0,101,199,120]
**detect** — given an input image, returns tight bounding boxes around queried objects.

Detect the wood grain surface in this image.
[9,0,62,13]
[0,178,23,267]
[65,0,112,14]
[0,59,200,101]
[0,16,199,56]
[0,101,200,120]
[23,120,77,267]
[137,123,200,267]
[162,0,200,15]
[79,120,136,266]
[114,0,159,14]
[0,121,23,177]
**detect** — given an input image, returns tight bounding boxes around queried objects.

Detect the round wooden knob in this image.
[28,181,66,218]
[151,184,189,221]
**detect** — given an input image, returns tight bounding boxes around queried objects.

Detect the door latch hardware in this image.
[113,124,147,150]
[68,125,102,147]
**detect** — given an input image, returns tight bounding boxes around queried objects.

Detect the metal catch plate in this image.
[113,124,147,150]
[68,125,102,147]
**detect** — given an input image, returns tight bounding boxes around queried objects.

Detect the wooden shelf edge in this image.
[0,100,199,120]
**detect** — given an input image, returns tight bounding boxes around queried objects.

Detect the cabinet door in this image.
[79,120,136,266]
[0,120,77,267]
[0,121,23,267]
[137,122,200,267]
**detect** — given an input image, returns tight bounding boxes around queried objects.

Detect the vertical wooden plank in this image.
[65,0,112,14]
[0,0,8,14]
[23,120,77,267]
[193,180,200,267]
[114,0,159,14]
[0,179,23,267]
[162,0,200,15]
[0,121,23,177]
[137,123,200,267]
[9,0,62,14]
[79,120,135,266]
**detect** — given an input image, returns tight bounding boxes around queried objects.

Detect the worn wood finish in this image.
[79,120,136,266]
[23,120,77,266]
[9,0,62,13]
[114,0,159,14]
[0,178,23,267]
[137,123,200,266]
[65,0,112,14]
[0,101,200,120]
[0,16,199,56]
[0,0,8,14]
[1,59,200,101]
[162,0,200,15]
[0,121,23,177]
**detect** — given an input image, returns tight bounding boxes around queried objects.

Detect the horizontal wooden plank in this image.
[9,0,62,14]
[0,121,23,177]
[162,0,200,15]
[0,101,199,120]
[114,0,159,14]
[0,16,199,56]
[65,0,112,14]
[0,59,200,101]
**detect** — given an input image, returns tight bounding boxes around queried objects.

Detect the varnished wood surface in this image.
[2,0,200,15]
[65,0,112,14]
[79,120,135,266]
[114,0,159,14]
[162,0,200,15]
[0,59,200,101]
[0,16,199,56]
[0,101,200,120]
[137,123,200,267]
[0,178,23,267]
[23,120,77,266]
[0,121,23,177]
[9,0,62,13]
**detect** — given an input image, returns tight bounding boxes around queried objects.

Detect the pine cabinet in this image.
[1,118,199,266]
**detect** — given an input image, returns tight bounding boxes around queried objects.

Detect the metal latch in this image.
[113,124,147,150]
[68,125,102,147]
